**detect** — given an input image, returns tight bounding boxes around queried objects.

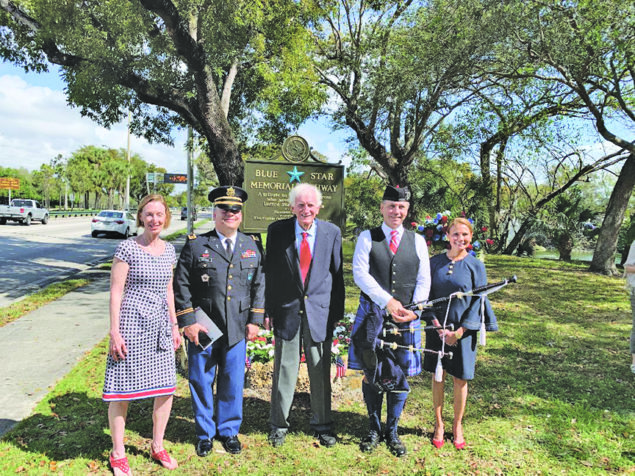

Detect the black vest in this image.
[367,227,420,304]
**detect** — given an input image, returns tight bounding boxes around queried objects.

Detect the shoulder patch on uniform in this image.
[188,233,197,240]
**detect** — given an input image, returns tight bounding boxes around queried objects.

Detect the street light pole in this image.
[187,126,194,235]
[125,110,131,211]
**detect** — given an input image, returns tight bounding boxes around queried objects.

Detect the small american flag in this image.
[335,356,346,379]
[245,355,252,370]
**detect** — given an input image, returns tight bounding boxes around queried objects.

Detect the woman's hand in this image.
[441,329,458,347]
[441,327,464,347]
[171,324,182,350]
[109,331,127,361]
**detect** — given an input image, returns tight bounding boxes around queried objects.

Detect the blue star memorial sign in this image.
[287,166,305,183]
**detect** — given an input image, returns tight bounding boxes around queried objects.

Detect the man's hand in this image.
[246,323,259,341]
[183,322,208,346]
[386,298,418,323]
[392,309,418,323]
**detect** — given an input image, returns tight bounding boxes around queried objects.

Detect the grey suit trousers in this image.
[270,312,333,433]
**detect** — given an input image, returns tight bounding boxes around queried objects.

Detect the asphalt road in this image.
[0,214,210,308]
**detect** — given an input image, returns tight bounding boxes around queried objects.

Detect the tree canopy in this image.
[0,0,326,184]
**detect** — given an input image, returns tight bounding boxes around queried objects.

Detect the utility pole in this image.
[187,126,194,235]
[124,110,131,211]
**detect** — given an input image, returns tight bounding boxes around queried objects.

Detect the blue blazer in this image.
[265,217,345,342]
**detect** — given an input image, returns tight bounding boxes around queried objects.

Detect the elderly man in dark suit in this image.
[265,183,345,448]
[174,186,265,457]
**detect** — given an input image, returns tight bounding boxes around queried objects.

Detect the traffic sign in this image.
[0,177,20,190]
[145,172,164,184]
[164,173,187,184]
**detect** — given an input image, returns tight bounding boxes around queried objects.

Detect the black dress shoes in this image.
[314,431,337,447]
[196,438,213,457]
[359,431,381,453]
[385,433,407,457]
[268,429,286,448]
[218,435,242,454]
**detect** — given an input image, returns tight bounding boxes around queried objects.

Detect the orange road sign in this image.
[0,178,20,190]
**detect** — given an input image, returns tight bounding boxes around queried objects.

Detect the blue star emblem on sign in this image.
[287,166,305,183]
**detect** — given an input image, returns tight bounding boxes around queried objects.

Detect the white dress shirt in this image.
[216,230,235,254]
[294,219,317,256]
[352,223,431,308]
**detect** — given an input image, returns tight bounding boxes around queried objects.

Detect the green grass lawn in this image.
[1,253,633,474]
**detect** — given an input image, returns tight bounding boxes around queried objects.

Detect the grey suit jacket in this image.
[265,217,345,342]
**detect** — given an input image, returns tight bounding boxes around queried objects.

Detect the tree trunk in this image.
[503,217,532,255]
[589,154,635,275]
[557,233,573,261]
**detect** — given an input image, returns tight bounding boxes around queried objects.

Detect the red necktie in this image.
[390,230,399,254]
[300,232,311,284]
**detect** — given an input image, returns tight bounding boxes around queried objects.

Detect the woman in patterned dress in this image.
[103,195,181,475]
[423,218,498,450]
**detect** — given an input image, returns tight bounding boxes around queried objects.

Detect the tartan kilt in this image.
[348,294,422,377]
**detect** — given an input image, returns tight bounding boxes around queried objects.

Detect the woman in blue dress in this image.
[423,218,498,450]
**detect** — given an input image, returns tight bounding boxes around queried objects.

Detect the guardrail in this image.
[50,210,99,218]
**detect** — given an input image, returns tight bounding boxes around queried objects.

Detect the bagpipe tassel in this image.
[479,297,486,346]
[434,354,443,382]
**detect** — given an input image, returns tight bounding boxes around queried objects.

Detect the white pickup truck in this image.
[0,199,49,225]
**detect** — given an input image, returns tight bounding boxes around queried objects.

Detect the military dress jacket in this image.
[264,217,345,343]
[174,230,265,347]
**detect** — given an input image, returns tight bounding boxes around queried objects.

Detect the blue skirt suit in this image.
[422,253,498,380]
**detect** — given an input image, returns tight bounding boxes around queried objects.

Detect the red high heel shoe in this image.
[109,453,131,476]
[432,438,445,449]
[432,426,445,448]
[453,440,466,450]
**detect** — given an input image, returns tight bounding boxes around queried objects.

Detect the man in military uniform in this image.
[174,186,265,457]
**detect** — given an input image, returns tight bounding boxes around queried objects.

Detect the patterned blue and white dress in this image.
[103,238,177,401]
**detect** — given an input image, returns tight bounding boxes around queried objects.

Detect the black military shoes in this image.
[218,435,242,454]
[196,438,213,457]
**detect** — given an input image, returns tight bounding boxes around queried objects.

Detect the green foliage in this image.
[343,173,383,235]
[0,166,39,201]
[0,0,328,184]
[0,278,90,328]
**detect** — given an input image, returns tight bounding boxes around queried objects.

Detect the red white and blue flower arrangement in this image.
[411,210,495,256]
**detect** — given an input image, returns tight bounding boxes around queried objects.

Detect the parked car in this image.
[180,207,197,221]
[0,199,49,225]
[91,210,137,238]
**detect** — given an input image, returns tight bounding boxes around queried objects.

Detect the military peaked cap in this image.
[208,185,248,211]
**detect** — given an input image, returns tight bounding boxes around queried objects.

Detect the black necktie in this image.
[225,238,233,259]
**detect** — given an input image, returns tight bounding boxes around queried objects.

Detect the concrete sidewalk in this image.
[0,236,189,438]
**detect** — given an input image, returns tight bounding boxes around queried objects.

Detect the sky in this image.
[0,62,350,175]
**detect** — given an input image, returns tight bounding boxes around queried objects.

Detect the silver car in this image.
[91,210,138,238]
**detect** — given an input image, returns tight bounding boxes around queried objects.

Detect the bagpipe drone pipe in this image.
[363,276,518,386]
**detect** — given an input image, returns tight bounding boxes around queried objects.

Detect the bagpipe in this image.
[376,276,517,382]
